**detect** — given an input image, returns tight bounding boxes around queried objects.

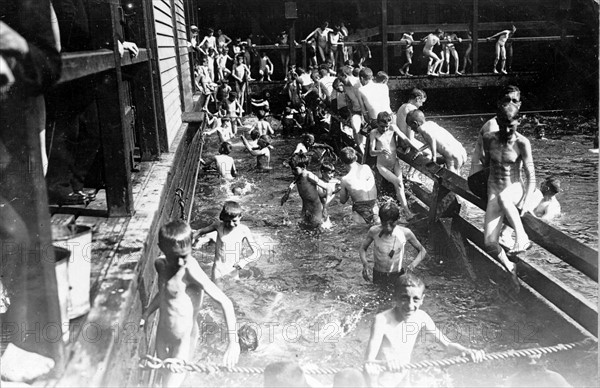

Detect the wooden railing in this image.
[396,150,598,336]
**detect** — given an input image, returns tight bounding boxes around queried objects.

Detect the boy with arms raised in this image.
[359,202,426,287]
[364,273,484,387]
[194,201,259,280]
[142,220,240,387]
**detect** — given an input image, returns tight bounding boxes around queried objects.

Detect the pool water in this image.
[182,113,597,387]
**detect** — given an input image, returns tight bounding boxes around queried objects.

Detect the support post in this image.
[381,0,388,73]
[289,21,296,70]
[472,0,479,73]
[302,41,307,70]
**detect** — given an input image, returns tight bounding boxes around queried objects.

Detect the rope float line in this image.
[138,339,594,375]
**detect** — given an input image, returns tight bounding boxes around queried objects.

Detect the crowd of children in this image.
[145,46,566,386]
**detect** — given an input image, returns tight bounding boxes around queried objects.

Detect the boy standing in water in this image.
[358,202,426,287]
[364,273,484,387]
[193,201,259,281]
[142,220,240,387]
[533,177,561,220]
[241,134,273,171]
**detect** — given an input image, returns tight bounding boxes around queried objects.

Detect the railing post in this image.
[472,0,479,73]
[381,0,388,73]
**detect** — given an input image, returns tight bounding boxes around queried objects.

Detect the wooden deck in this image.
[54,97,205,386]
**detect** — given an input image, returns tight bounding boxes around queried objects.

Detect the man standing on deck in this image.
[482,103,535,291]
[338,147,380,225]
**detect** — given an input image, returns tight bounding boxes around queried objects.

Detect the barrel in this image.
[52,225,93,319]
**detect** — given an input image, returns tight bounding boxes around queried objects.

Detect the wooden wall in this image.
[153,0,193,149]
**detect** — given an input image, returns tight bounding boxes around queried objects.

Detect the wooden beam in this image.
[289,21,296,69]
[454,216,598,337]
[386,23,469,34]
[387,72,540,90]
[169,0,186,113]
[472,0,479,73]
[381,0,388,73]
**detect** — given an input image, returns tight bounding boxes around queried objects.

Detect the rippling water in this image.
[184,114,597,387]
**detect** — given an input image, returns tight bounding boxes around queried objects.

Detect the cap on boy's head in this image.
[238,324,258,352]
[219,141,233,155]
[191,25,199,32]
[378,201,400,223]
[333,368,366,388]
[340,146,357,164]
[220,201,242,221]
[264,361,309,388]
[394,273,426,293]
[544,177,561,194]
[158,220,193,250]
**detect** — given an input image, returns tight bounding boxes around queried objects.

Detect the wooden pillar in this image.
[169,0,187,112]
[472,0,479,73]
[289,21,296,70]
[302,41,307,70]
[381,0,388,73]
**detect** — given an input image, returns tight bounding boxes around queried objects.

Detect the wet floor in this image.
[183,113,597,387]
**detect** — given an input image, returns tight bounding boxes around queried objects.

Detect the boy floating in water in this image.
[358,202,426,287]
[193,201,259,280]
[364,273,484,387]
[142,220,240,387]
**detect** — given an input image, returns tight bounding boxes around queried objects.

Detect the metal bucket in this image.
[52,225,92,319]
[53,246,70,343]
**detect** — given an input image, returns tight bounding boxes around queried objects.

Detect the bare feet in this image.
[500,69,508,74]
[509,240,532,255]
[493,69,499,74]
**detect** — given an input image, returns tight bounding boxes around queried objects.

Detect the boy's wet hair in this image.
[320,162,335,173]
[219,141,233,155]
[379,201,400,223]
[339,65,353,77]
[358,67,373,80]
[352,67,360,77]
[258,134,272,146]
[219,201,243,221]
[377,111,393,124]
[256,109,267,119]
[497,102,520,123]
[238,324,258,352]
[435,28,443,35]
[375,71,389,83]
[340,147,357,164]
[498,85,521,103]
[250,128,261,141]
[264,361,309,387]
[302,133,315,145]
[289,153,309,169]
[394,273,426,293]
[406,109,425,126]
[408,87,427,101]
[158,220,193,250]
[543,177,561,194]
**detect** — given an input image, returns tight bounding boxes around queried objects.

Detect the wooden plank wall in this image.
[175,0,193,112]
[154,0,183,147]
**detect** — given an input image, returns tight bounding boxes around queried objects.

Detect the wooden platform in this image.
[249,71,540,95]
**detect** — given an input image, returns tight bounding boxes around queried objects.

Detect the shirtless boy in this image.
[370,112,414,218]
[317,162,341,227]
[258,52,274,82]
[288,152,330,228]
[241,134,272,171]
[406,110,467,174]
[231,55,251,108]
[482,103,535,287]
[487,25,516,74]
[422,29,444,76]
[304,22,333,63]
[359,202,426,287]
[142,220,240,387]
[193,201,259,281]
[532,177,561,220]
[399,32,415,76]
[211,141,237,181]
[364,273,484,387]
[357,67,392,122]
[337,66,366,161]
[339,147,380,225]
